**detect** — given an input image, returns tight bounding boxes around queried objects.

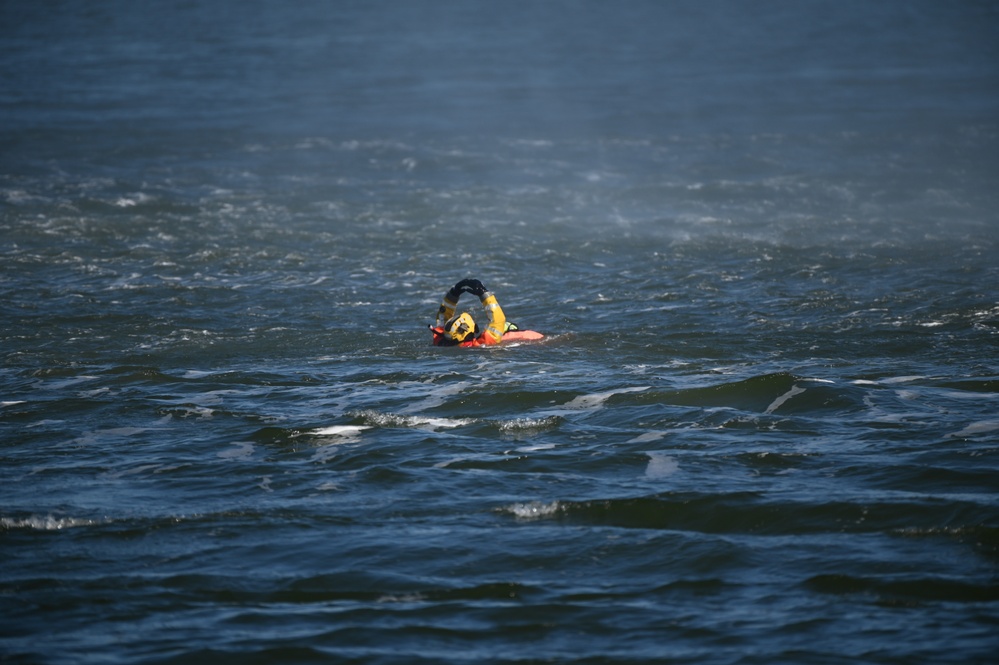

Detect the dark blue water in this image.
[2,2,998,663]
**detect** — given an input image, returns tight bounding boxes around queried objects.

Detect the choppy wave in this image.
[1,514,100,530]
[497,492,995,536]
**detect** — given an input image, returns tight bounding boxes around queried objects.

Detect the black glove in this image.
[453,278,486,298]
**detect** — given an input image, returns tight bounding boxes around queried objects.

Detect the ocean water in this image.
[2,1,998,663]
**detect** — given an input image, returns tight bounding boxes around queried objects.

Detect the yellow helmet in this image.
[445,312,476,343]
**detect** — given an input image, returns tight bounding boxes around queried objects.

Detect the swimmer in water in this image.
[429,278,518,347]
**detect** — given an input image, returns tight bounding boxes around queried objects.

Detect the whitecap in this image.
[355,411,475,430]
[174,406,214,420]
[1,515,99,530]
[502,501,562,520]
[313,425,370,437]
[498,416,560,433]
[409,416,475,430]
